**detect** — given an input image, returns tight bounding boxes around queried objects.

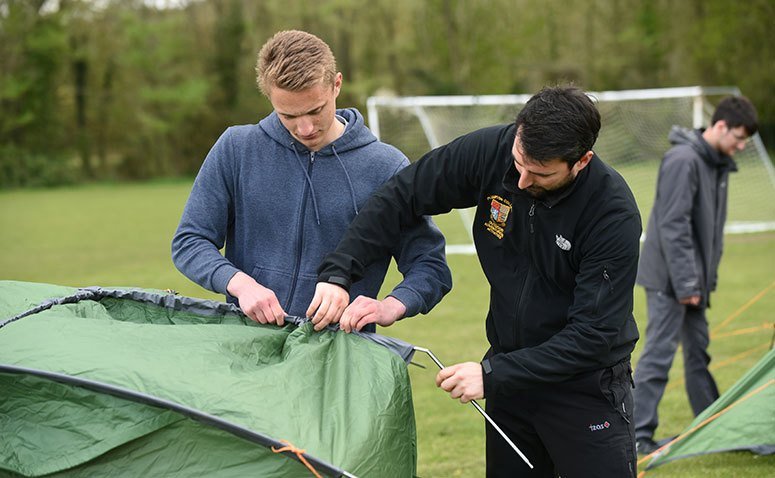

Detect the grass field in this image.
[1,180,773,477]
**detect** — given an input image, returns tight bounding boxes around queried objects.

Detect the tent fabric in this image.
[0,281,417,477]
[645,347,775,469]
[0,285,417,364]
[0,280,78,319]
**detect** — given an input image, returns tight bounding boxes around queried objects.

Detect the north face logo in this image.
[555,234,571,251]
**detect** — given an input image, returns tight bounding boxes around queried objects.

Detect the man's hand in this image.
[227,272,286,325]
[436,362,484,403]
[679,295,701,306]
[307,282,350,331]
[339,295,406,333]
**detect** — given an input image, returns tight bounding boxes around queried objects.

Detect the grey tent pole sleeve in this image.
[413,346,534,470]
[0,287,416,365]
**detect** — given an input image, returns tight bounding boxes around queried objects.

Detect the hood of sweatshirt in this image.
[259,107,377,155]
[668,126,738,172]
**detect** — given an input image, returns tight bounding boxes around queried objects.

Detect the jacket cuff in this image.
[481,358,493,398]
[675,286,702,301]
[211,264,240,296]
[317,252,366,292]
[320,275,351,292]
[387,286,423,318]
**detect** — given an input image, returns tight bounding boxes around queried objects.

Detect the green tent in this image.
[0,281,418,477]
[645,346,775,469]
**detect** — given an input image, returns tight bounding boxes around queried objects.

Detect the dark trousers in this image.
[485,361,636,477]
[632,290,719,441]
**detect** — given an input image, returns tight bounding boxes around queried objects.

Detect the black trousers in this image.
[485,361,636,477]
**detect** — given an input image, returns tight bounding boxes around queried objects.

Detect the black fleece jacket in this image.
[318,124,642,396]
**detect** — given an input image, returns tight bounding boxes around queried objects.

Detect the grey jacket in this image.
[636,126,737,305]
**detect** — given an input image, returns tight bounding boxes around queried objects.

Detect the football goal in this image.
[367,86,775,254]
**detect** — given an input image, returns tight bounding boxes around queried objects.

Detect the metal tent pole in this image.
[413,346,534,469]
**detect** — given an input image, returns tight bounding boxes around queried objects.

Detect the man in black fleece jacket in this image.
[315,86,642,477]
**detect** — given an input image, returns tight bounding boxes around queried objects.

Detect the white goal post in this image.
[367,86,775,254]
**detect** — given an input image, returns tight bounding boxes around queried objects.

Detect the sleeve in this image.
[171,129,241,295]
[483,209,642,393]
[709,171,730,293]
[385,212,452,318]
[710,236,723,292]
[653,150,702,299]
[317,128,493,290]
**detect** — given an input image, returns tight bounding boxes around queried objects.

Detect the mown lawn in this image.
[1,180,773,477]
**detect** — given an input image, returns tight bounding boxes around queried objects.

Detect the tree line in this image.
[1,0,772,188]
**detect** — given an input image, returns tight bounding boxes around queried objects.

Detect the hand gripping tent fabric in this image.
[0,281,418,478]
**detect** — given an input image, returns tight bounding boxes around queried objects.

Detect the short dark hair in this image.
[515,86,601,167]
[711,96,758,136]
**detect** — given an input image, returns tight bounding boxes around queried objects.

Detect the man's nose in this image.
[297,117,314,136]
[518,171,533,189]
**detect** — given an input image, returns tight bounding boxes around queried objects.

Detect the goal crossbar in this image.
[368,86,744,138]
[367,86,774,255]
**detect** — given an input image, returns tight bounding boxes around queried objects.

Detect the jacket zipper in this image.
[593,266,613,315]
[286,151,315,311]
[514,200,537,348]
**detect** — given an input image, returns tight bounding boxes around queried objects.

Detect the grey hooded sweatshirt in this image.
[172,108,451,318]
[636,126,737,305]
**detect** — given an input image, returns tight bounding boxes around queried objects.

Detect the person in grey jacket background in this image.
[172,30,451,331]
[633,96,759,455]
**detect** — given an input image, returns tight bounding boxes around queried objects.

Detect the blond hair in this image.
[256,30,337,96]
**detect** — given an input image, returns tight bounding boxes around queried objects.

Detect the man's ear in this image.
[572,151,594,174]
[711,119,729,134]
[705,120,727,145]
[333,72,343,97]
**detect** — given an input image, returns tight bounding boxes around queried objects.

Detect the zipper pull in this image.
[529,201,535,233]
[310,152,315,163]
[603,268,613,291]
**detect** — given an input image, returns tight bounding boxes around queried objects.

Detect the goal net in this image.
[367,86,775,254]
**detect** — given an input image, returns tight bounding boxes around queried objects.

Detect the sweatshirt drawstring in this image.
[332,145,359,216]
[291,143,321,225]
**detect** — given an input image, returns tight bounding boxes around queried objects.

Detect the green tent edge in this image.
[644,442,775,470]
[645,347,775,470]
[0,364,353,478]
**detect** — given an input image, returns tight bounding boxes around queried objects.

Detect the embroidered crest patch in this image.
[490,198,510,224]
[485,195,511,239]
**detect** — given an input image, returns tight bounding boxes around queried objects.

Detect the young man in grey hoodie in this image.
[633,96,758,455]
[172,30,451,331]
